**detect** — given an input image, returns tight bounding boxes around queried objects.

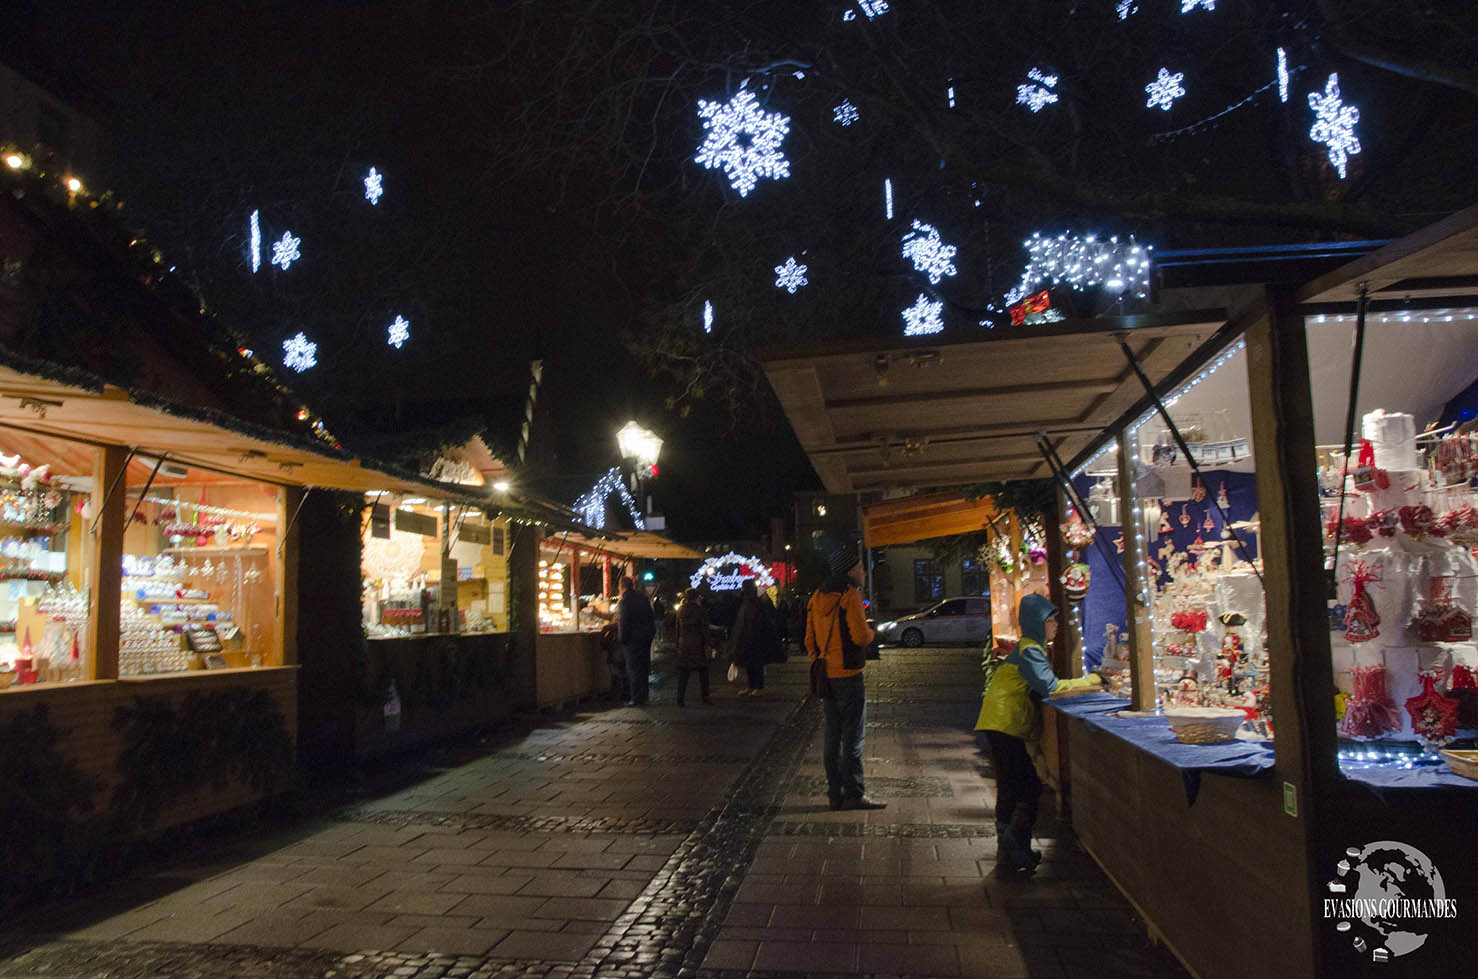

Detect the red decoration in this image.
[1410,577,1473,643]
[1170,609,1209,633]
[1451,665,1478,728]
[1339,664,1402,739]
[1007,289,1052,325]
[1325,516,1373,546]
[1397,505,1444,539]
[1404,673,1460,745]
[1351,440,1390,491]
[1343,562,1381,644]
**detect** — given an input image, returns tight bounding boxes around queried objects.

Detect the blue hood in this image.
[1017,593,1058,645]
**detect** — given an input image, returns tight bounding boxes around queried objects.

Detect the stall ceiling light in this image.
[1308,308,1478,325]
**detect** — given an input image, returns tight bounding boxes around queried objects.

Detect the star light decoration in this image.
[833,99,860,127]
[271,231,301,270]
[364,167,383,205]
[1145,68,1186,112]
[901,220,958,284]
[1308,73,1361,179]
[574,467,644,531]
[902,293,944,336]
[282,332,317,372]
[774,256,809,293]
[1016,68,1059,113]
[693,88,791,197]
[387,315,410,349]
[1006,232,1152,304]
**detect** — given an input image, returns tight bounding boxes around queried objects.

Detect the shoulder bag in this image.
[809,604,840,699]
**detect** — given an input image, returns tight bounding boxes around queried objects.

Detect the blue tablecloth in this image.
[1341,764,1478,796]
[1047,692,1275,805]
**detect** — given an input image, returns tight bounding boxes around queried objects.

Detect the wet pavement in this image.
[0,647,1185,978]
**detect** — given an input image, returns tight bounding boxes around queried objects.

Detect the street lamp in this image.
[617,421,662,477]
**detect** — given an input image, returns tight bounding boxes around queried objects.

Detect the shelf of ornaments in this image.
[161,546,269,556]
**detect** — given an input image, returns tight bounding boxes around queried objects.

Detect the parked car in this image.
[875,597,991,647]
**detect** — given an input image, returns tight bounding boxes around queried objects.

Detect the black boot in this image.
[1008,805,1042,870]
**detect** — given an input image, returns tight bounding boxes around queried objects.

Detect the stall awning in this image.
[861,492,997,548]
[543,529,703,561]
[1300,204,1478,303]
[763,309,1227,494]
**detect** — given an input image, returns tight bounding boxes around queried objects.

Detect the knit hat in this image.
[828,546,861,578]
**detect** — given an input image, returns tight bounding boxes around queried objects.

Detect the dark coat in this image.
[674,600,712,670]
[617,589,655,647]
[757,595,785,663]
[729,596,766,668]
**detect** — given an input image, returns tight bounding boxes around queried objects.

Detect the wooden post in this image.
[277,486,301,666]
[1044,488,1076,676]
[1116,431,1156,711]
[87,444,126,680]
[1007,510,1023,634]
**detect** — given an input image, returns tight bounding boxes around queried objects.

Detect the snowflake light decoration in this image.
[902,294,944,336]
[774,256,809,293]
[1180,0,1214,11]
[364,167,383,205]
[248,209,261,273]
[1308,73,1360,179]
[1016,68,1059,113]
[387,315,410,349]
[884,178,894,220]
[1145,68,1186,112]
[693,88,791,197]
[1116,1,1139,19]
[271,231,301,270]
[901,220,958,285]
[1276,48,1290,103]
[1007,232,1153,303]
[574,467,644,531]
[282,332,317,372]
[857,0,890,18]
[833,99,860,127]
[703,300,714,333]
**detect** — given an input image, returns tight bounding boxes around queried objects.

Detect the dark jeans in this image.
[822,673,866,801]
[746,664,765,690]
[984,730,1041,831]
[676,667,709,702]
[623,640,652,704]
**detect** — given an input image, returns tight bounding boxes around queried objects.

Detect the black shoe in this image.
[828,795,844,811]
[676,699,685,707]
[841,796,887,811]
[701,697,713,705]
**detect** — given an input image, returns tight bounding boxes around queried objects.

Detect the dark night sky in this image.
[5,1,819,541]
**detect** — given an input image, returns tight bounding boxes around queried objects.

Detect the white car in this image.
[875,597,992,647]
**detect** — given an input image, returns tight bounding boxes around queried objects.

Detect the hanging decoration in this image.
[1307,73,1361,179]
[1116,1,1138,19]
[1276,48,1290,103]
[1145,68,1187,112]
[690,551,776,591]
[1180,0,1214,11]
[1404,672,1460,746]
[387,315,410,349]
[884,177,894,219]
[901,293,944,336]
[1006,232,1152,304]
[364,167,384,205]
[248,209,261,273]
[703,299,714,333]
[1340,664,1402,740]
[843,0,889,21]
[901,220,958,284]
[282,332,318,373]
[833,99,860,127]
[574,467,644,531]
[271,231,301,271]
[774,256,809,293]
[1343,562,1382,644]
[1016,68,1059,113]
[693,87,791,197]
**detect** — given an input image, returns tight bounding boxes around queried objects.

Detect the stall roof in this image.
[861,492,998,548]
[1299,204,1478,303]
[763,309,1227,494]
[543,529,704,561]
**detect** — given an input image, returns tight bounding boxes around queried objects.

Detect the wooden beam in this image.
[828,378,1120,411]
[87,444,127,680]
[277,487,301,667]
[1116,432,1156,711]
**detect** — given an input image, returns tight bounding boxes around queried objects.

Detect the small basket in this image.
[1164,706,1245,744]
[0,669,13,690]
[1440,749,1478,781]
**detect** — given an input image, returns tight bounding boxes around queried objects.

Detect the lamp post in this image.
[617,421,663,519]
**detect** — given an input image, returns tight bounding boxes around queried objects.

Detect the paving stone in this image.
[858,940,963,975]
[491,930,598,961]
[751,940,857,973]
[367,890,470,916]
[396,927,510,956]
[532,898,627,921]
[297,921,421,950]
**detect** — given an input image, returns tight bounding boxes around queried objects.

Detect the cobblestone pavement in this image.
[0,648,1185,978]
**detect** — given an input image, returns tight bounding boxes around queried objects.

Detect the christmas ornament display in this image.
[1404,672,1459,746]
[1338,664,1401,740]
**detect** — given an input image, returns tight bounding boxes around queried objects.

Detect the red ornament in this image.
[1404,673,1460,745]
[1339,665,1402,739]
[1397,505,1443,539]
[1343,562,1382,644]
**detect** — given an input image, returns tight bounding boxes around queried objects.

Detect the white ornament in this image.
[574,467,644,531]
[1016,68,1059,113]
[693,88,791,198]
[1307,73,1360,179]
[1276,48,1289,103]
[833,99,860,127]
[271,231,301,270]
[901,220,958,285]
[884,178,894,219]
[703,300,714,334]
[248,209,261,273]
[282,332,317,372]
[364,167,384,205]
[902,293,944,336]
[387,315,410,349]
[774,256,809,293]
[690,552,775,591]
[1180,0,1214,11]
[1145,68,1186,112]
[1008,232,1152,303]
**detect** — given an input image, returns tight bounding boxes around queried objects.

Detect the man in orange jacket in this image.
[806,547,886,811]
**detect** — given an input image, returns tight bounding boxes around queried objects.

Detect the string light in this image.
[693,87,791,198]
[1308,309,1478,325]
[703,299,714,333]
[271,231,301,270]
[884,178,894,220]
[901,220,958,284]
[947,85,956,109]
[1117,1,1138,19]
[833,99,860,126]
[1145,68,1186,112]
[690,552,775,590]
[138,495,277,522]
[249,209,261,274]
[1277,48,1290,103]
[774,256,809,293]
[901,293,944,336]
[364,167,384,205]
[1308,73,1361,179]
[282,332,317,372]
[856,0,890,19]
[574,467,645,531]
[1007,232,1152,304]
[387,315,410,349]
[1016,68,1059,113]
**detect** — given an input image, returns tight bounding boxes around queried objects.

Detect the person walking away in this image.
[729,580,767,697]
[976,593,1102,872]
[617,576,655,705]
[806,548,885,811]
[758,588,785,666]
[673,588,713,706]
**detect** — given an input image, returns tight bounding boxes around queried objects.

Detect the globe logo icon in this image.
[1326,840,1449,962]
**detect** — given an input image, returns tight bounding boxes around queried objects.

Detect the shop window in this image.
[961,558,990,597]
[121,474,281,674]
[914,559,944,603]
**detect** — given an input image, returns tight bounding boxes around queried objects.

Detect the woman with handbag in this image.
[729,580,768,696]
[673,588,714,706]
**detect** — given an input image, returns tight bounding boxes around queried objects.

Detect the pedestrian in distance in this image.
[729,579,767,697]
[674,588,714,706]
[617,575,655,706]
[976,593,1103,873]
[757,587,786,665]
[806,547,886,811]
